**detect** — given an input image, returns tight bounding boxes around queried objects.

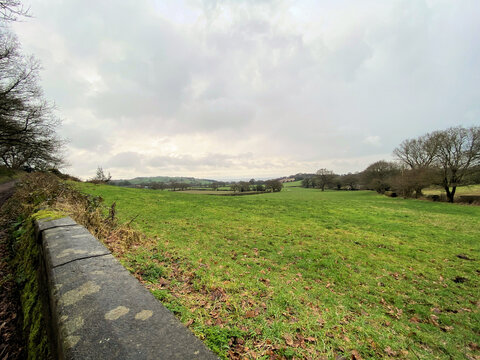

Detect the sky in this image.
[11,0,480,180]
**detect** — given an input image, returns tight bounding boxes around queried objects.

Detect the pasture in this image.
[76,183,480,359]
[423,184,480,196]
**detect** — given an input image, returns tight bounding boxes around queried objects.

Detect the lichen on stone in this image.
[105,306,130,320]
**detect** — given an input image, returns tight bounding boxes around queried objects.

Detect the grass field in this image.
[423,184,480,196]
[76,183,480,359]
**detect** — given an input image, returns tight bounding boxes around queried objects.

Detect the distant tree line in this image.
[229,179,283,193]
[109,177,284,193]
[300,126,480,203]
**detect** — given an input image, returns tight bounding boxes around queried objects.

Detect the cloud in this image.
[363,136,381,147]
[107,152,143,168]
[11,0,480,179]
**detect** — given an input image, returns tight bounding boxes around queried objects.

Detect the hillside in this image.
[112,176,218,185]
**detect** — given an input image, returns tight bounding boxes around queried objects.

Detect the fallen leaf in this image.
[468,342,480,351]
[384,346,396,356]
[351,349,363,360]
[409,316,421,323]
[283,334,294,346]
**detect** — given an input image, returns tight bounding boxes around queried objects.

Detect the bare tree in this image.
[315,168,335,191]
[394,135,438,169]
[340,172,360,190]
[90,166,111,183]
[0,0,29,22]
[265,180,283,192]
[430,126,480,202]
[393,135,438,197]
[362,161,400,194]
[0,25,64,169]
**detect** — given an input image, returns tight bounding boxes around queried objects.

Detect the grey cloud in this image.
[13,0,480,178]
[60,123,111,153]
[148,152,259,170]
[108,152,143,168]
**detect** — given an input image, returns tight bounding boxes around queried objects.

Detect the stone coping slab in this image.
[36,217,219,360]
[42,226,111,268]
[36,216,77,234]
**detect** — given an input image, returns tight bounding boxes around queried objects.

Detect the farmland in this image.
[423,184,480,196]
[76,182,480,359]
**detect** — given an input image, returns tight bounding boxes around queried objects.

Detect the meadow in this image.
[76,182,480,359]
[423,184,480,196]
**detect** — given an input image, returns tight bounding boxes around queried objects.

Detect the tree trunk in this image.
[444,186,456,203]
[415,188,423,198]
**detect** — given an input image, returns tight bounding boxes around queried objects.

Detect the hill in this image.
[112,176,218,186]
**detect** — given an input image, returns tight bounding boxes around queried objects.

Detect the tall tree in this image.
[362,161,399,194]
[0,0,29,22]
[340,172,360,190]
[393,135,437,169]
[0,26,64,169]
[431,126,480,202]
[265,180,283,192]
[315,168,335,191]
[393,135,438,197]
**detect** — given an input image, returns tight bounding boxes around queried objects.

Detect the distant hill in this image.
[112,176,218,186]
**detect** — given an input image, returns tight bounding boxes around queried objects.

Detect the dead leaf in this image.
[158,277,170,286]
[245,310,256,318]
[351,350,363,360]
[283,334,294,346]
[384,346,397,356]
[468,342,480,351]
[409,316,421,323]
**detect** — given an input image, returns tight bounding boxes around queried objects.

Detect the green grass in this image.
[424,184,480,196]
[76,183,480,359]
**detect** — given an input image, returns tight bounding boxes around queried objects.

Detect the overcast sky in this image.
[12,0,480,180]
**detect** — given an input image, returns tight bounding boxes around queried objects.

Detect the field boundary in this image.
[35,216,218,360]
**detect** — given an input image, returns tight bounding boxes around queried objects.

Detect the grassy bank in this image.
[75,183,479,359]
[423,184,480,196]
[0,167,22,184]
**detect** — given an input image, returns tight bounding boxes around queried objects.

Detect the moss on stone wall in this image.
[31,209,65,221]
[11,217,52,359]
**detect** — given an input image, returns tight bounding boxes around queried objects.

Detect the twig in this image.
[126,214,139,226]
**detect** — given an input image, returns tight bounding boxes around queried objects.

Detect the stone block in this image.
[42,226,110,268]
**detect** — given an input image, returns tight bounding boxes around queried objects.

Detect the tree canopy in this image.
[0,5,64,170]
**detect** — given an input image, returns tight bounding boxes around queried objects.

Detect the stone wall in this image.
[35,216,218,360]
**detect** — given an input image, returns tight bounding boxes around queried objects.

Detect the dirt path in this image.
[0,181,16,204]
[0,180,25,359]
